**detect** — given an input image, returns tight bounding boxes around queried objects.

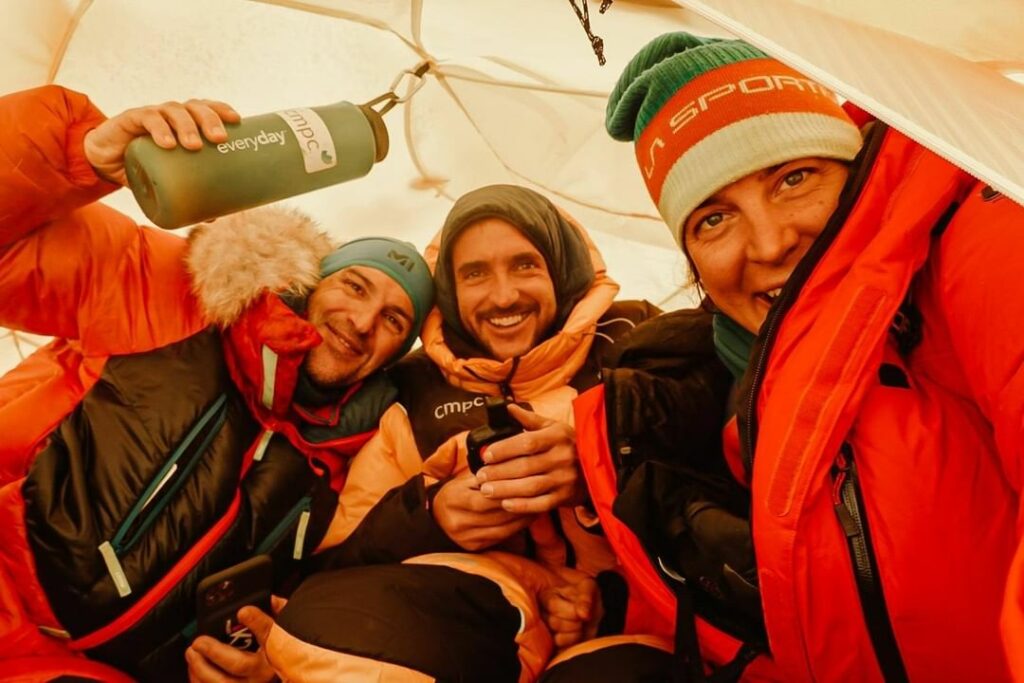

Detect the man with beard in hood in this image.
[236,185,665,682]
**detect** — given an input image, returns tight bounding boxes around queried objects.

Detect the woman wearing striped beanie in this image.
[606,32,862,338]
[551,30,1024,683]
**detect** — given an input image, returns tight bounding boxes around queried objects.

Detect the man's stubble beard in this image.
[302,350,360,391]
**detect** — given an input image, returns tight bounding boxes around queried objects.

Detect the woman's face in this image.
[682,157,850,334]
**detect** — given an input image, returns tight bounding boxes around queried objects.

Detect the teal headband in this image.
[319,237,435,358]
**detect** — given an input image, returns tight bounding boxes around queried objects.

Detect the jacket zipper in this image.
[256,495,312,559]
[73,491,244,651]
[735,125,904,679]
[180,494,313,641]
[830,444,909,683]
[99,394,230,597]
[739,123,888,472]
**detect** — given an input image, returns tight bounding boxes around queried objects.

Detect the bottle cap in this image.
[357,105,390,162]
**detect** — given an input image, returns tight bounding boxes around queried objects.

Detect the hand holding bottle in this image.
[84,99,240,186]
[101,97,387,229]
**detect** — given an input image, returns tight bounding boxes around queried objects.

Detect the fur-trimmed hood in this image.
[185,205,334,326]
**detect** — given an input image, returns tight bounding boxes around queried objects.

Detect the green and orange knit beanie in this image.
[606,32,863,247]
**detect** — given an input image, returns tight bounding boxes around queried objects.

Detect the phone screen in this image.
[195,554,273,651]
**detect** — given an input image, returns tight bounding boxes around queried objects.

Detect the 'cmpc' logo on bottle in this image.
[275,107,338,174]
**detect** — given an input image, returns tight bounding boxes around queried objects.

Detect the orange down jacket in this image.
[575,123,1024,681]
[0,86,388,679]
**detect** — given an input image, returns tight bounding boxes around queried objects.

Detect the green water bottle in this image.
[124,101,389,229]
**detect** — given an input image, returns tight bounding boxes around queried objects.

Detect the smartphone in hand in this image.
[195,554,273,652]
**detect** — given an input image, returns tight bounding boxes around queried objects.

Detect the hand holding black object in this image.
[466,397,524,474]
[475,404,587,515]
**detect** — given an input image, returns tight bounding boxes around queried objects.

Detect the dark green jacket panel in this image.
[22,329,338,676]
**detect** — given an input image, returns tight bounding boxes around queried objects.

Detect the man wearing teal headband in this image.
[0,87,433,680]
[307,236,435,391]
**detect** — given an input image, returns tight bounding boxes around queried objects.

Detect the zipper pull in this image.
[831,447,859,538]
[99,541,132,597]
[253,429,274,462]
[140,463,178,511]
[293,503,311,560]
[38,625,72,639]
[834,494,860,538]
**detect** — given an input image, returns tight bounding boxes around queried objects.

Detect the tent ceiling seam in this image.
[411,0,423,48]
[678,0,1024,207]
[426,72,662,225]
[442,69,606,98]
[402,90,454,202]
[251,0,426,57]
[47,0,95,84]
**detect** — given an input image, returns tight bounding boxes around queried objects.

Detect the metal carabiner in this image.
[389,61,431,103]
[364,61,432,116]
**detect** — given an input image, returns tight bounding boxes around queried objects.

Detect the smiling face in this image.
[682,157,850,334]
[451,218,557,360]
[304,265,414,388]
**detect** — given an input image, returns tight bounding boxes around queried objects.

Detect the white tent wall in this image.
[2,1,1022,379]
[681,0,1024,204]
[0,0,719,376]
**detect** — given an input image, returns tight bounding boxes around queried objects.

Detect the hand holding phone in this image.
[196,555,273,652]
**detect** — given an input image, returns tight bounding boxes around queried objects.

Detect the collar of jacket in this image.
[182,205,386,457]
[420,211,620,399]
[222,289,385,460]
[741,125,976,516]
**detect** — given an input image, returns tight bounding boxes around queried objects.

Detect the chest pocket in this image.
[391,351,494,458]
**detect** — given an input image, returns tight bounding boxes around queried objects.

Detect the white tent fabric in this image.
[682,0,1024,205]
[1,0,1022,378]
